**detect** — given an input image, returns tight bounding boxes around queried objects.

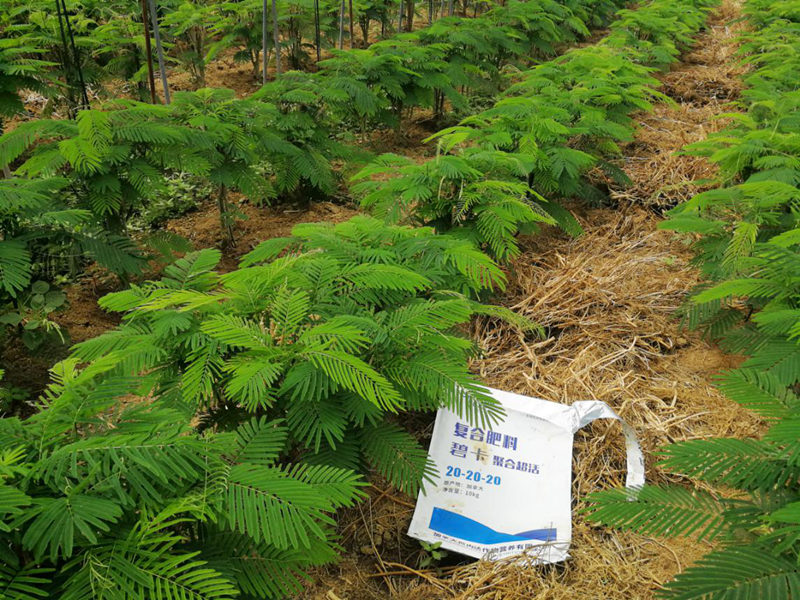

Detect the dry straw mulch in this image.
[301,2,764,598]
[608,0,747,208]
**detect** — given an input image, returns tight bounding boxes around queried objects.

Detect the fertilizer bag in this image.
[408,387,644,563]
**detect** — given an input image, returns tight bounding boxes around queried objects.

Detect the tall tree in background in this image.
[404,0,413,31]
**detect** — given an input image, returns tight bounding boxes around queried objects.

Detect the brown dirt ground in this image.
[297,2,762,599]
[163,199,359,271]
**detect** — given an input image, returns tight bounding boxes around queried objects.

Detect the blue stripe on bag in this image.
[429,507,556,544]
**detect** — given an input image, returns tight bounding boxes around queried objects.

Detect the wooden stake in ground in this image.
[140,0,157,103]
[55,0,90,113]
[148,0,170,103]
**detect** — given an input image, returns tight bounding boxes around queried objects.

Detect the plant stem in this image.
[218,184,235,246]
[140,0,157,103]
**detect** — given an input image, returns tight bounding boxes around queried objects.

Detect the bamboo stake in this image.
[397,0,404,32]
[57,0,89,111]
[314,0,322,61]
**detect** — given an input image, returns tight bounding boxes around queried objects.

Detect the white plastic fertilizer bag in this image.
[408,387,644,563]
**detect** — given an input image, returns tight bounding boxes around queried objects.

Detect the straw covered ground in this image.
[608,0,746,208]
[299,1,764,598]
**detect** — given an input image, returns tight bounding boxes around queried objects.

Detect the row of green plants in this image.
[0,217,524,598]
[192,0,627,134]
[0,86,357,353]
[0,0,721,597]
[586,0,800,596]
[352,0,717,260]
[0,0,625,351]
[0,0,613,113]
[1,0,396,100]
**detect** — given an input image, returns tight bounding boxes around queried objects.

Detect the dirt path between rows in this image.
[298,2,764,598]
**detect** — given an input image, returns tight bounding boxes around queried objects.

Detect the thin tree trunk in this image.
[447,0,454,17]
[405,0,413,31]
[314,0,321,60]
[348,0,354,48]
[194,28,206,86]
[218,184,234,246]
[360,18,369,46]
[338,0,345,49]
[58,0,89,110]
[271,0,281,76]
[140,0,157,103]
[148,0,170,103]
[428,0,433,25]
[262,0,268,83]
[397,0,403,32]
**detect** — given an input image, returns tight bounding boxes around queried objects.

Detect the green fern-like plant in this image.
[353,0,709,262]
[586,227,800,598]
[69,216,524,495]
[0,366,364,598]
[0,177,147,288]
[0,35,53,139]
[0,103,204,235]
[352,150,563,261]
